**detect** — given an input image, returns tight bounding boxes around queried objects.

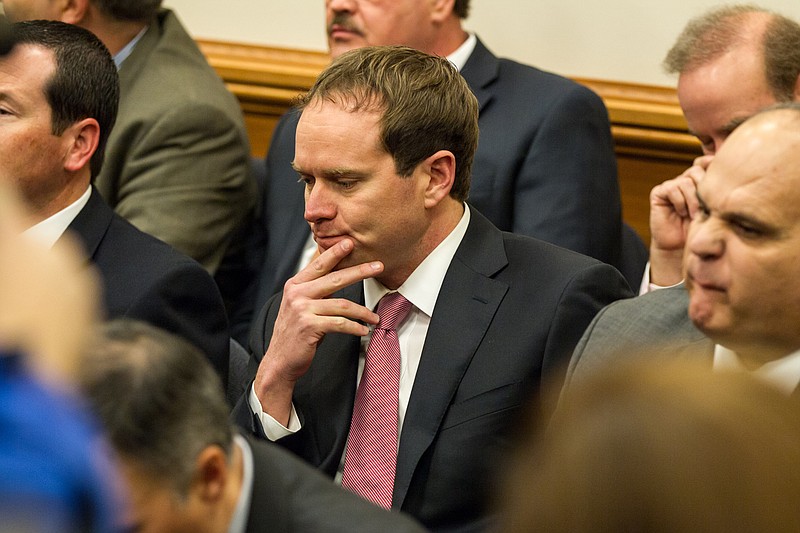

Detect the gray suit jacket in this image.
[565,286,714,391]
[96,9,255,275]
[234,208,632,532]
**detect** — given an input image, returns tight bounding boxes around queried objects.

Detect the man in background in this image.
[642,4,800,290]
[0,20,229,382]
[567,104,800,395]
[3,0,257,308]
[234,0,632,342]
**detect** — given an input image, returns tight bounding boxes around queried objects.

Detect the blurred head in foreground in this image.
[499,358,800,533]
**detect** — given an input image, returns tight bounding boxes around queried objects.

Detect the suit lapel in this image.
[306,283,363,470]
[63,187,114,262]
[393,209,509,507]
[460,37,499,113]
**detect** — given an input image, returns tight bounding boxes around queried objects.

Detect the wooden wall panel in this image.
[197,40,702,242]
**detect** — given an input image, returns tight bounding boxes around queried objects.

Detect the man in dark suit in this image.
[232,0,633,343]
[567,105,800,396]
[232,46,631,532]
[1,21,229,382]
[78,319,425,533]
[3,0,257,310]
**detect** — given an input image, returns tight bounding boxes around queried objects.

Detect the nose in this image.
[304,181,337,224]
[327,0,356,13]
[687,216,725,262]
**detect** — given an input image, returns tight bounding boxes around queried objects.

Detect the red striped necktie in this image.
[341,292,412,509]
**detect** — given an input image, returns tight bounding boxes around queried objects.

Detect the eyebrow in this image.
[290,162,369,180]
[688,115,751,140]
[696,189,779,237]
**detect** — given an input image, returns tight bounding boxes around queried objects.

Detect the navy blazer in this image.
[233,209,632,532]
[232,37,626,345]
[65,188,230,383]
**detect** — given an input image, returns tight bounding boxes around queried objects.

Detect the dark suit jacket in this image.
[232,37,626,344]
[564,286,714,392]
[233,208,632,532]
[245,436,425,532]
[65,188,230,384]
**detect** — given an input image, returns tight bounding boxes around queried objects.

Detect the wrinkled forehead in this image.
[703,113,800,208]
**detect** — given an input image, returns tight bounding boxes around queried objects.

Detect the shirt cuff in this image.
[248,382,301,441]
[638,261,683,295]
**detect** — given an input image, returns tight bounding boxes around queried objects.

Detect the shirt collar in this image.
[713,344,800,396]
[446,33,477,72]
[114,25,149,69]
[364,204,470,316]
[227,435,253,533]
[23,186,91,248]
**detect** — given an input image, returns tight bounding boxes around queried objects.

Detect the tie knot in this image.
[375,292,412,331]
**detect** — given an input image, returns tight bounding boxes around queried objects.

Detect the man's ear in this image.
[422,150,456,208]
[62,118,100,174]
[191,445,229,503]
[429,0,456,23]
[59,0,90,25]
[793,72,800,102]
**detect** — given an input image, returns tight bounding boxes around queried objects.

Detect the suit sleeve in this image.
[513,83,622,265]
[253,441,426,533]
[124,261,231,387]
[540,262,633,404]
[111,103,256,273]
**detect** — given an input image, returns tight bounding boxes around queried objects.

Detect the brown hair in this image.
[298,45,479,202]
[454,0,470,19]
[664,5,800,101]
[499,358,800,533]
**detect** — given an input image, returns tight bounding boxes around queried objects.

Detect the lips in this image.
[686,270,727,293]
[328,25,362,39]
[313,233,346,250]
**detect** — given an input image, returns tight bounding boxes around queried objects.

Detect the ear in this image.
[59,0,90,25]
[429,0,456,23]
[191,445,229,503]
[793,73,800,102]
[421,150,456,208]
[62,118,100,174]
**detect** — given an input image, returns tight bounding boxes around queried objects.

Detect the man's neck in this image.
[734,343,800,371]
[79,13,150,56]
[427,21,469,57]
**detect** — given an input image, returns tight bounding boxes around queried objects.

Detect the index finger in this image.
[293,238,357,283]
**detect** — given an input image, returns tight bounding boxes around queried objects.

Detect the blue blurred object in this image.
[0,353,122,533]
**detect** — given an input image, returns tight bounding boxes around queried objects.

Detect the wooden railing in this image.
[198,39,702,242]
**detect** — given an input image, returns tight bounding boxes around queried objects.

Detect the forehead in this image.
[2,0,63,22]
[0,44,55,94]
[677,47,776,137]
[296,100,385,157]
[701,115,800,215]
[337,0,425,13]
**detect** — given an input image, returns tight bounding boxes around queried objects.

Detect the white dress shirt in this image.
[23,187,91,248]
[713,344,800,395]
[227,434,254,533]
